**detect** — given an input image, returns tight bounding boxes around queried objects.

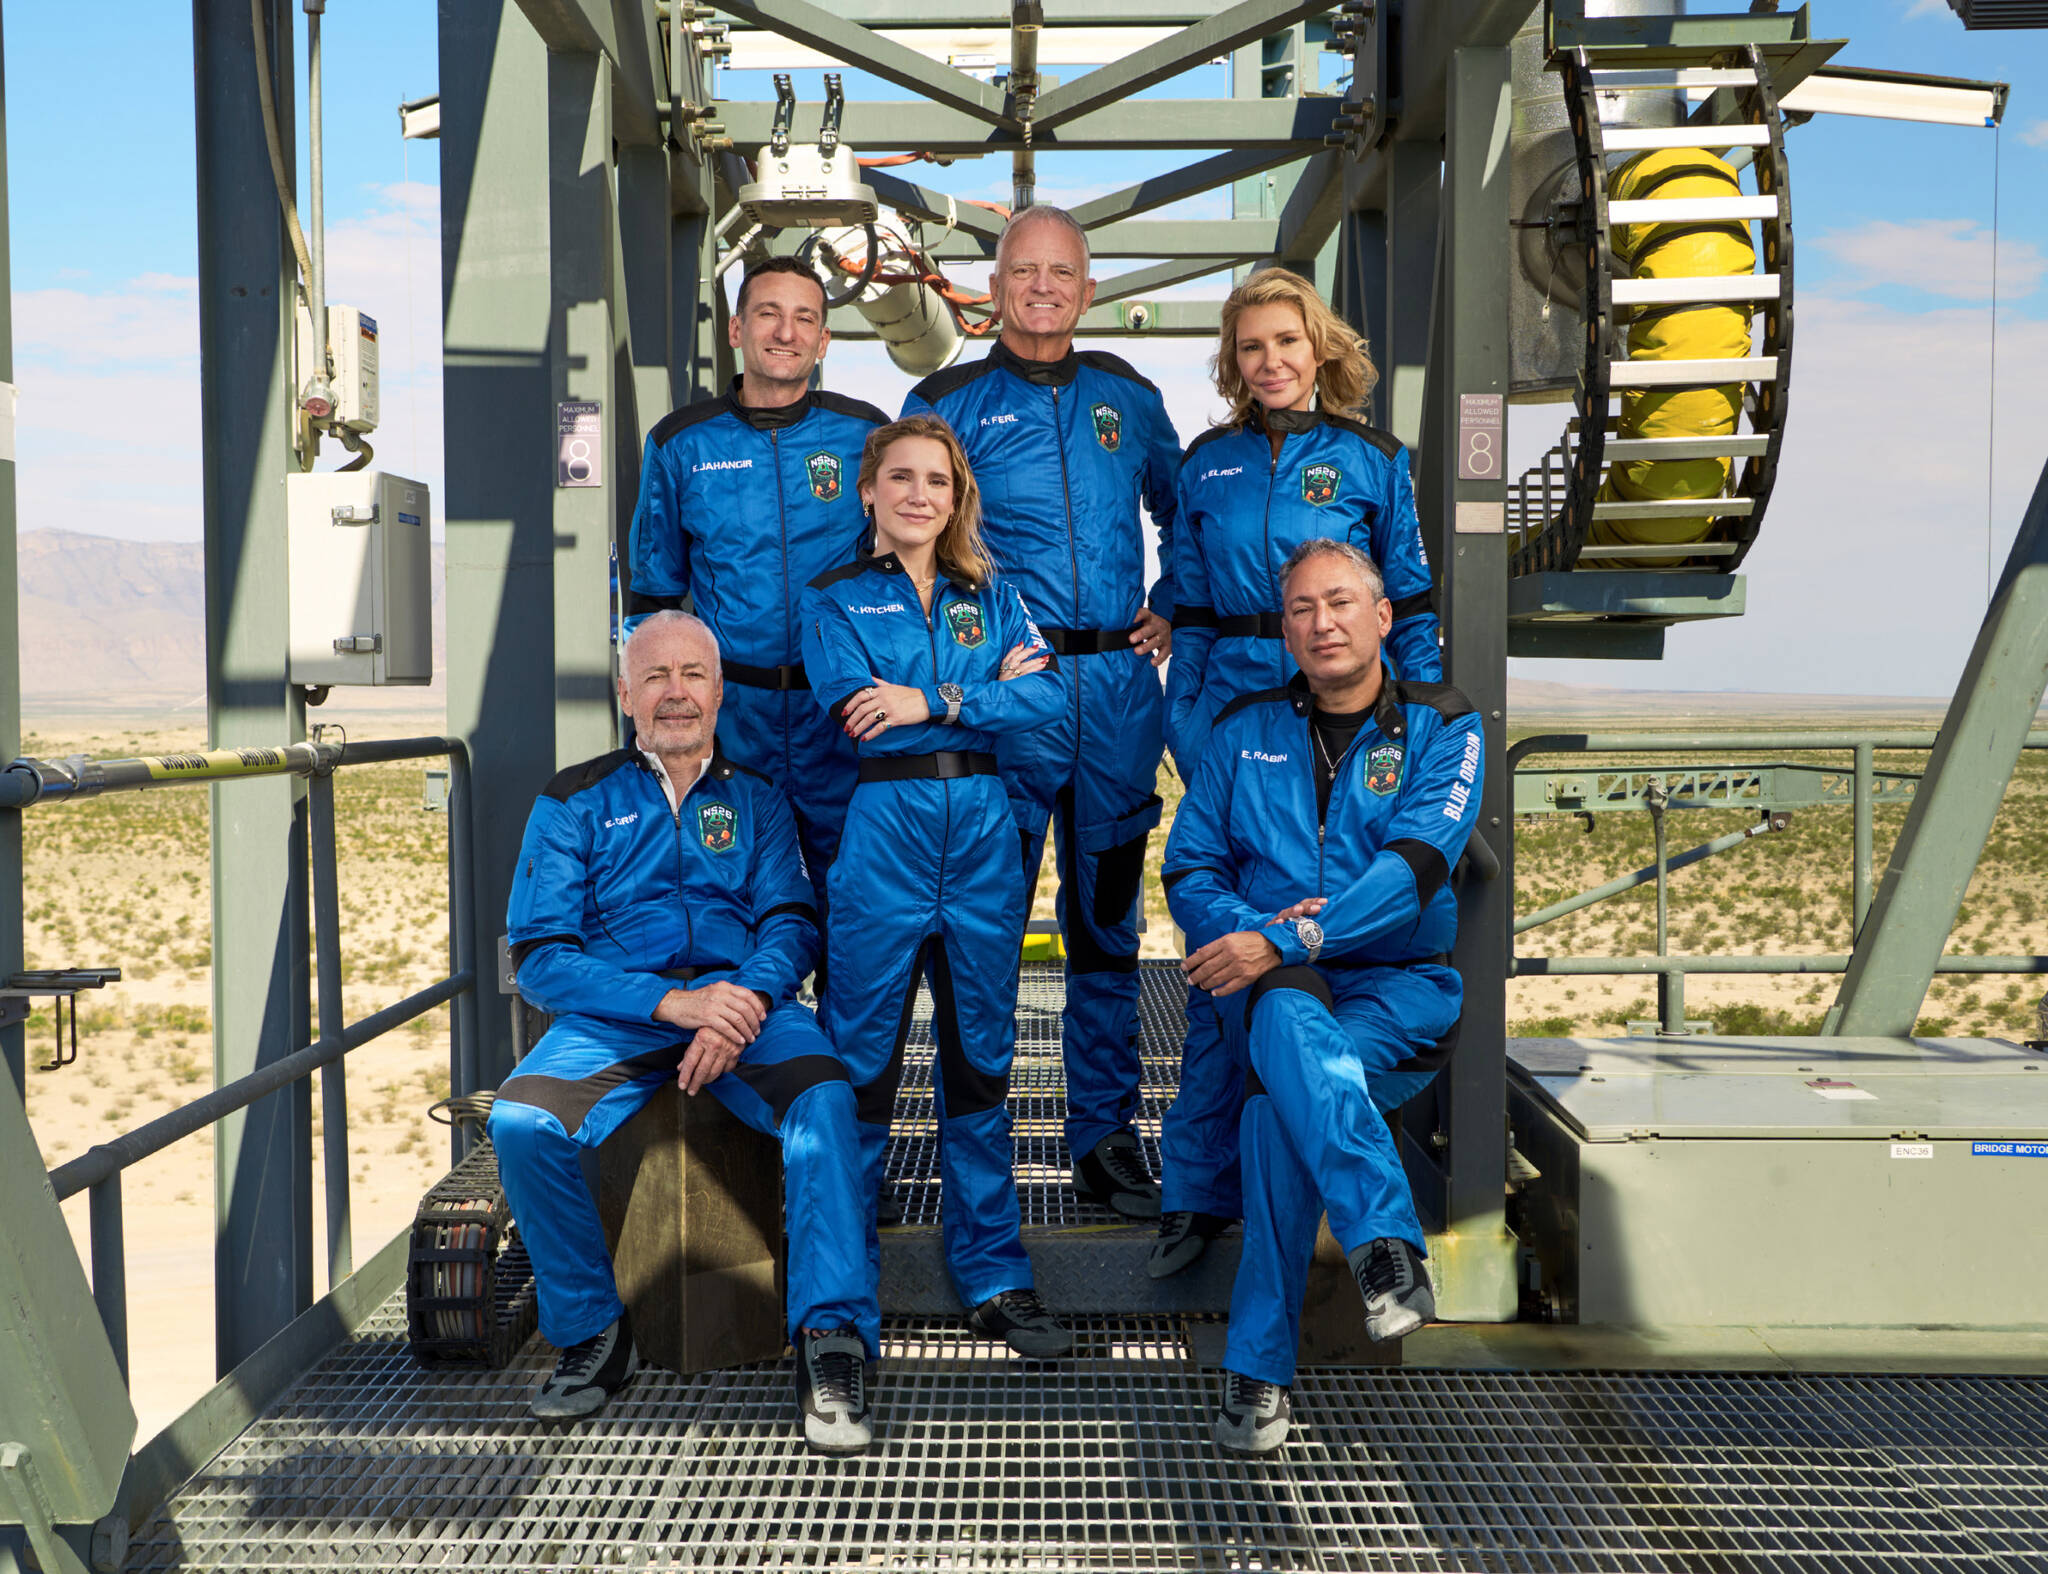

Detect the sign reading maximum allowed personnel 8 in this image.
[1458,393,1503,482]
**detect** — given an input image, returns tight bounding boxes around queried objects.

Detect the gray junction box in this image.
[286,471,433,688]
[1507,1035,2048,1329]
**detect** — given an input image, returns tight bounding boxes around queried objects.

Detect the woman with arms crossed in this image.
[1154,266,1444,1279]
[801,413,1075,1377]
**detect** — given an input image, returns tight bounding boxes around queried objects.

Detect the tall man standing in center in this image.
[905,207,1181,1218]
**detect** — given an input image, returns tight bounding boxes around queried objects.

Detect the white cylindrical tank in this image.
[818,226,963,377]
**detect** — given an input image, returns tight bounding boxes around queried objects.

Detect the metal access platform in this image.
[118,966,2048,1572]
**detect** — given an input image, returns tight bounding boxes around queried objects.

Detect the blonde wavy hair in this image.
[858,413,997,590]
[1213,267,1379,427]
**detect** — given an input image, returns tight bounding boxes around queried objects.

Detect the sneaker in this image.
[1349,1236,1436,1342]
[967,1288,1074,1358]
[1147,1210,1235,1279]
[876,1184,904,1228]
[529,1309,641,1421]
[1214,1370,1291,1456]
[1072,1129,1162,1219]
[796,1327,873,1457]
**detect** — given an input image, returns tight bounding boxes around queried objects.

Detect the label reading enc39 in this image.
[1972,1140,2047,1157]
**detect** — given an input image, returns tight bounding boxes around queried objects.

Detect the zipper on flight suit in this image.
[918,575,953,903]
[1049,383,1085,762]
[771,427,794,782]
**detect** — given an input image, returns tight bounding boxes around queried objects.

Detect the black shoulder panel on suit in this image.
[1214,686,1296,727]
[1323,413,1405,461]
[814,390,891,427]
[807,558,871,592]
[1179,424,1241,470]
[1077,349,1161,394]
[908,355,995,406]
[543,749,639,802]
[1393,680,1479,722]
[649,396,728,447]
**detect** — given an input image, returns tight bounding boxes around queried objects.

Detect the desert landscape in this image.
[14,532,2048,1443]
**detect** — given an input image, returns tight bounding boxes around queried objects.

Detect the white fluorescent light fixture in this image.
[399,95,441,141]
[1772,67,2005,128]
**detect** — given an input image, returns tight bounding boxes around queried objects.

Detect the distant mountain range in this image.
[12,529,1961,723]
[17,529,445,711]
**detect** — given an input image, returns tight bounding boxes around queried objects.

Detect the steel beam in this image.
[509,0,662,145]
[1272,147,1344,267]
[438,0,557,1092]
[1335,209,1388,427]
[195,0,314,1374]
[1381,138,1439,453]
[0,23,19,1098]
[1031,0,1335,131]
[1431,44,1516,1324]
[830,299,1224,338]
[767,1,1226,20]
[719,96,1342,153]
[713,0,1014,127]
[863,166,1009,247]
[923,217,1282,260]
[1069,147,1313,230]
[1834,455,2048,1035]
[1093,255,1248,304]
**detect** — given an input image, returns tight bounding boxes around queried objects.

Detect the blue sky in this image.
[5,3,2045,695]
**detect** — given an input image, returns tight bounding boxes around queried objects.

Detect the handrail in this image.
[22,733,483,1391]
[1509,729,2048,771]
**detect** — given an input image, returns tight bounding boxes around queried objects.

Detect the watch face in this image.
[1298,919,1324,949]
[939,682,964,702]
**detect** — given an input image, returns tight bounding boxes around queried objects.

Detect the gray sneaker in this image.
[530,1310,641,1421]
[1147,1210,1234,1279]
[967,1288,1074,1358]
[1214,1370,1291,1456]
[796,1327,873,1457]
[1349,1236,1435,1342]
[1072,1130,1162,1218]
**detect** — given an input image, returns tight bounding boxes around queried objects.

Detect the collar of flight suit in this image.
[632,735,743,800]
[855,528,981,593]
[722,376,816,431]
[989,338,1081,388]
[1246,403,1323,438]
[1285,668,1407,741]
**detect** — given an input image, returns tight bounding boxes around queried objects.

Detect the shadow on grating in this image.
[129,964,2048,1571]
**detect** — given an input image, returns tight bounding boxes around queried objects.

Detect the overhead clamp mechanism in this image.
[2,968,123,1072]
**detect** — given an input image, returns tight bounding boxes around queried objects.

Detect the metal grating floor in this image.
[130,963,2048,1571]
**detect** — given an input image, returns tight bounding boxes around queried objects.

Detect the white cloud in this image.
[2020,120,2048,149]
[1903,0,1953,17]
[1813,219,2046,302]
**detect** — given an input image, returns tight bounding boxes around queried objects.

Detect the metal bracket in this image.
[330,503,376,525]
[332,635,382,655]
[0,1445,91,1574]
[769,72,795,157]
[820,72,844,157]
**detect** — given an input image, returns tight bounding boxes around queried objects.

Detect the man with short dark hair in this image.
[904,207,1181,1219]
[488,612,879,1454]
[626,258,888,925]
[1161,538,1482,1456]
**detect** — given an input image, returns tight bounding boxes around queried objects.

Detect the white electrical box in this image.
[294,302,381,432]
[737,145,879,228]
[287,471,432,688]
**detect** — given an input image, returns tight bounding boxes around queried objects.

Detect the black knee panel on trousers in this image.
[1244,963,1334,1027]
[927,938,1009,1118]
[733,1054,851,1125]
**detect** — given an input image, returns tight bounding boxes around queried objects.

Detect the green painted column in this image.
[1382,138,1440,456]
[196,0,314,1372]
[1835,457,2048,1036]
[438,1,556,1091]
[548,51,622,766]
[1430,44,1516,1324]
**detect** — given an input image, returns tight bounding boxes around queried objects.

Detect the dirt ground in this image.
[17,705,2047,1441]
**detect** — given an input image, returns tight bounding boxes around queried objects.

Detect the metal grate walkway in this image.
[130,963,2048,1570]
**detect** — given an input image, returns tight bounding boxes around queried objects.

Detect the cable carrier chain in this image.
[1511,38,1792,576]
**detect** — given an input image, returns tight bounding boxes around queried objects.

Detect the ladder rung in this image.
[1606,356,1776,387]
[1591,67,1758,89]
[1607,196,1779,224]
[1611,275,1782,305]
[1589,497,1756,521]
[1604,435,1771,460]
[1575,542,1741,560]
[1602,124,1774,151]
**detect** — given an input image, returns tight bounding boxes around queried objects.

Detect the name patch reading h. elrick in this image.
[697,801,737,853]
[945,599,988,649]
[1366,743,1404,796]
[806,451,842,502]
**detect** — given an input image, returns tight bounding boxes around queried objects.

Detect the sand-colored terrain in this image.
[17,697,2047,1444]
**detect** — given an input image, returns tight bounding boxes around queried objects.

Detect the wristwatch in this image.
[937,681,965,725]
[1293,917,1324,963]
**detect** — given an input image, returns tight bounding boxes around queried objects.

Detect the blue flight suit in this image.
[905,342,1180,1164]
[625,382,888,908]
[1161,409,1442,1220]
[800,544,1064,1312]
[486,742,878,1355]
[1162,674,1480,1385]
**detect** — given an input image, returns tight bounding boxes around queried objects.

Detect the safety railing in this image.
[1506,731,2048,1033]
[9,733,480,1384]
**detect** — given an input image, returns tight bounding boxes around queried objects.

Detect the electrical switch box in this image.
[287,471,432,688]
[329,305,380,431]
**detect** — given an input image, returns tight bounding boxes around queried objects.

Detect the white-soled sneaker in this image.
[1349,1236,1436,1342]
[529,1310,641,1421]
[796,1327,873,1457]
[1214,1370,1291,1456]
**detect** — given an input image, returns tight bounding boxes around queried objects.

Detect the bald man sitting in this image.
[487,612,880,1455]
